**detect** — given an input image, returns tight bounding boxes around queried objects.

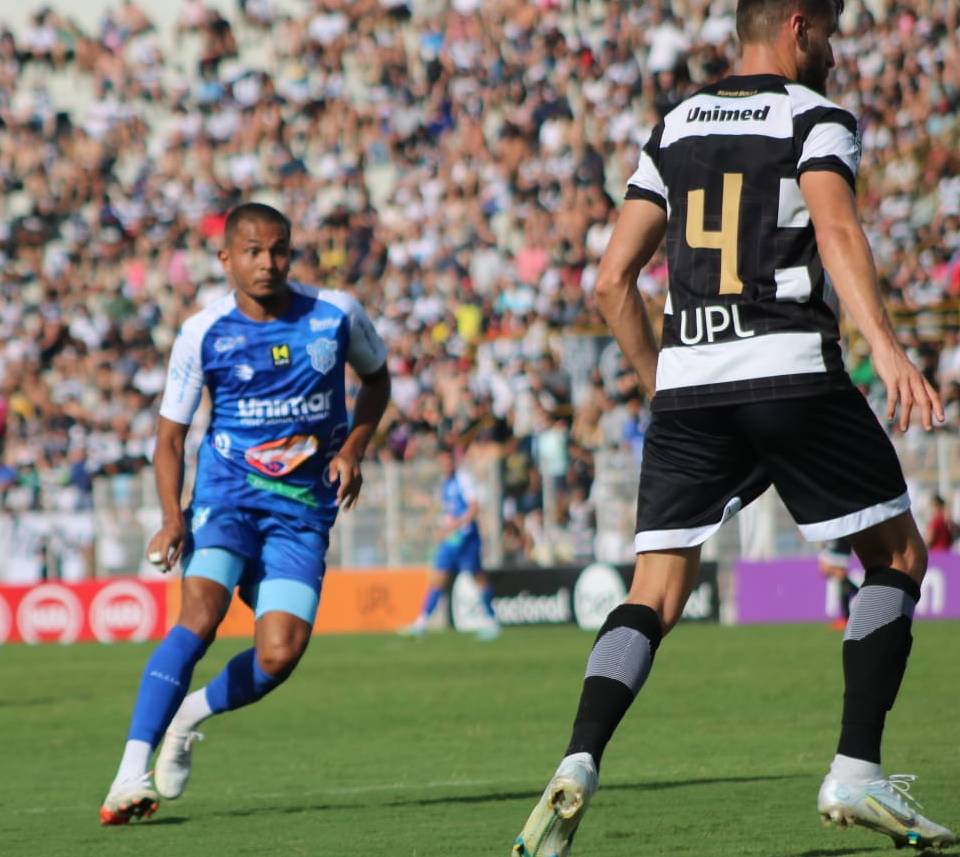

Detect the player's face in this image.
[220,219,291,302]
[795,10,836,95]
[439,452,455,477]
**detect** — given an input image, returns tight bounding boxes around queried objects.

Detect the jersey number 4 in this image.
[685,172,743,295]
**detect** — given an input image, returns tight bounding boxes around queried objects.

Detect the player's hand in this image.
[872,341,944,432]
[329,452,363,510]
[146,516,185,572]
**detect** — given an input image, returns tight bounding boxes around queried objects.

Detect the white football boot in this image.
[99,773,159,825]
[155,730,204,799]
[818,773,957,849]
[512,753,598,857]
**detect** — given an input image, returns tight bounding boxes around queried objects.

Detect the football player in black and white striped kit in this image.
[511,1,955,854]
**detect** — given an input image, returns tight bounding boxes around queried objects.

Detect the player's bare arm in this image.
[328,363,391,510]
[800,170,944,432]
[147,416,190,571]
[594,198,667,395]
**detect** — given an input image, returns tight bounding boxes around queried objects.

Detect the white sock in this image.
[168,689,214,734]
[113,739,152,786]
[830,753,884,783]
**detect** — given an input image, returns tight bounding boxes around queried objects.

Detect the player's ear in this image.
[217,247,230,269]
[789,11,808,47]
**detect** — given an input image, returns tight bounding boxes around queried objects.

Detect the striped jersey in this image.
[627,74,861,411]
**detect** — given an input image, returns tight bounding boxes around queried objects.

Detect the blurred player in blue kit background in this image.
[99,203,391,824]
[403,446,500,639]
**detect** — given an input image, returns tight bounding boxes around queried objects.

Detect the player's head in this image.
[219,203,292,301]
[437,445,457,477]
[736,0,842,94]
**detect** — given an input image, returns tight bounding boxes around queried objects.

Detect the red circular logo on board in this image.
[0,593,11,644]
[89,581,157,643]
[16,584,84,644]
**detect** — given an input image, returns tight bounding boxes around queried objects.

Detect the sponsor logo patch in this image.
[246,472,319,507]
[310,316,340,332]
[686,104,770,122]
[237,391,333,423]
[191,506,211,532]
[214,335,245,353]
[271,343,291,367]
[233,363,255,382]
[245,434,319,478]
[213,432,232,458]
[306,337,338,375]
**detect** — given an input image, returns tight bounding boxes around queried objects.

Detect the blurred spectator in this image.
[0,0,957,569]
[926,494,956,551]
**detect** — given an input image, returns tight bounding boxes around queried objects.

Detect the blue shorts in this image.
[434,530,482,575]
[182,505,329,624]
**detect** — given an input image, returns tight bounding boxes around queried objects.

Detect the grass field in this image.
[2,622,958,857]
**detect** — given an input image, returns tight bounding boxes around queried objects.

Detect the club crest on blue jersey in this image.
[306,337,338,375]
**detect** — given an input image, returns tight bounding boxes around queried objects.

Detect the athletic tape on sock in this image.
[844,571,918,642]
[585,626,653,694]
[583,604,661,695]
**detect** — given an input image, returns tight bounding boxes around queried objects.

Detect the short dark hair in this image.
[224,203,291,244]
[736,0,843,42]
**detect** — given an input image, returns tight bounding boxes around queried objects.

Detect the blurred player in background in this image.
[512,0,956,853]
[819,537,858,630]
[403,446,500,639]
[99,203,391,824]
[925,494,955,551]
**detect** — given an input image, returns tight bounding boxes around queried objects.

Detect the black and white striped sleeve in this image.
[790,88,860,189]
[625,123,667,209]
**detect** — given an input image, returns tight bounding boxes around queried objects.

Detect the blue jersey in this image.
[159,282,387,529]
[440,470,480,542]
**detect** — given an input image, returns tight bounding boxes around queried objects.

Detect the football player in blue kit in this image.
[99,203,391,824]
[404,446,500,639]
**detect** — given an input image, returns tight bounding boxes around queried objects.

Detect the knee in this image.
[177,603,225,642]
[257,636,309,678]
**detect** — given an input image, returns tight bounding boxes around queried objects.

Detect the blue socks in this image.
[480,585,496,620]
[204,648,284,713]
[421,583,496,621]
[421,586,444,618]
[127,625,208,747]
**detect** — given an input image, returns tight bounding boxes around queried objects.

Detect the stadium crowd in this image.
[0,0,958,568]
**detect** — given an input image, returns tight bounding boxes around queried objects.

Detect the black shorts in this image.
[634,386,909,552]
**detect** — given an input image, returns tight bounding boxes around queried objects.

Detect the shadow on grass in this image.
[791,848,884,857]
[200,772,805,820]
[0,696,91,708]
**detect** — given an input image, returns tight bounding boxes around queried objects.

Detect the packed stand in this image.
[0,0,958,568]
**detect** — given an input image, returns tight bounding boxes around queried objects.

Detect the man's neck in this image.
[737,42,796,80]
[234,286,292,322]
